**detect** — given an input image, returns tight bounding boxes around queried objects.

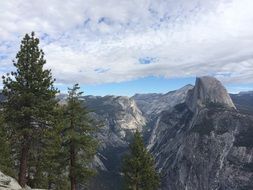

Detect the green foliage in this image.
[0,114,14,176]
[206,101,226,109]
[2,31,58,142]
[122,131,160,190]
[61,84,98,188]
[1,32,58,187]
[28,106,70,189]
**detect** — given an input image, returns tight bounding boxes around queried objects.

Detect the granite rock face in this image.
[148,76,253,190]
[186,76,236,112]
[84,95,146,148]
[83,95,146,190]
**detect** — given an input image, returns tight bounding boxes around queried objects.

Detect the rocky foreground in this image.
[0,171,45,190]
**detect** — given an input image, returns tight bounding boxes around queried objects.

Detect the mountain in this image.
[133,84,193,119]
[230,91,253,115]
[148,76,253,190]
[83,95,146,190]
[1,76,252,190]
[186,76,236,112]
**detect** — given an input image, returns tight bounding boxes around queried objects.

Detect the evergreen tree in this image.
[28,106,69,190]
[122,131,160,190]
[62,84,97,190]
[2,32,58,187]
[0,113,14,176]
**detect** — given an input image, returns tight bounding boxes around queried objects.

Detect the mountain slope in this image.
[148,76,253,190]
[83,95,146,190]
[230,92,253,115]
[133,84,193,119]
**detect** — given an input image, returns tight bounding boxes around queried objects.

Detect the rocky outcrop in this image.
[186,76,236,112]
[148,76,253,190]
[0,171,45,190]
[0,171,21,190]
[84,95,146,147]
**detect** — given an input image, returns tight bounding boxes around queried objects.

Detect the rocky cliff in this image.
[186,76,236,112]
[148,76,253,190]
[83,95,146,190]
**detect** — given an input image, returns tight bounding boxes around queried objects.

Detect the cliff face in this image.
[186,76,236,112]
[83,95,146,190]
[148,76,253,190]
[84,95,146,149]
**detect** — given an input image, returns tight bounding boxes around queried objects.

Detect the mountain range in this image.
[78,76,253,190]
[1,76,253,190]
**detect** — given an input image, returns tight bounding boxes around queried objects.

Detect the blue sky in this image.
[0,0,253,96]
[56,76,253,96]
[56,76,196,96]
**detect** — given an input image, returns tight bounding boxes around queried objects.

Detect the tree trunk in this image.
[70,142,76,190]
[47,176,52,190]
[18,142,29,187]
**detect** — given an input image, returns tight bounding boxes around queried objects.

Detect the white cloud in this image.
[0,0,253,85]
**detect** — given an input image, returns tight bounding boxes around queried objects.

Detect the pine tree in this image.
[62,84,97,190]
[2,32,58,187]
[28,106,69,190]
[122,131,160,190]
[0,113,14,176]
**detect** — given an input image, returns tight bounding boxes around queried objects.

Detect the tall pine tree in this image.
[122,131,160,190]
[2,32,58,187]
[62,84,97,190]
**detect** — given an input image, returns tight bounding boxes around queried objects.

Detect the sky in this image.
[0,0,253,96]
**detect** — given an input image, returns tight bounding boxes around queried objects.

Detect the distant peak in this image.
[178,84,194,91]
[238,91,253,95]
[186,76,236,112]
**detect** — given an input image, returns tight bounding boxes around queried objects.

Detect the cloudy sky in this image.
[0,0,253,95]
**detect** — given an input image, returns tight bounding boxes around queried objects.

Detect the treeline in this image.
[0,32,159,190]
